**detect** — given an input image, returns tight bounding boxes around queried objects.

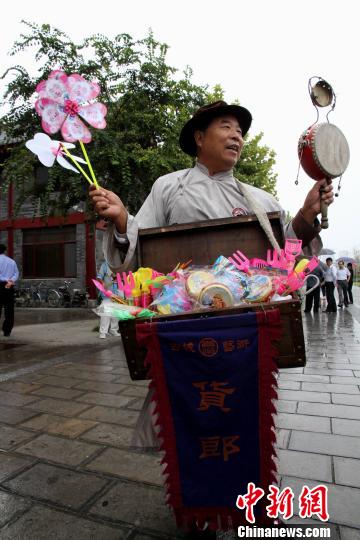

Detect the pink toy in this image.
[283,273,320,296]
[284,239,303,261]
[229,251,250,273]
[92,279,113,298]
[266,249,288,271]
[276,256,320,295]
[117,272,136,299]
[249,258,268,269]
[295,256,320,278]
[35,70,107,143]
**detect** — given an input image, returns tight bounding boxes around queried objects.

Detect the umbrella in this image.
[320,248,336,255]
[336,257,357,266]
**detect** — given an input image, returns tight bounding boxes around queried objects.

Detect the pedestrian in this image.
[323,257,337,313]
[304,261,326,313]
[320,279,327,310]
[0,244,19,337]
[336,260,350,308]
[347,262,354,304]
[96,260,121,339]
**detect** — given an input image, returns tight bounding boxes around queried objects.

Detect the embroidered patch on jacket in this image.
[232,207,247,217]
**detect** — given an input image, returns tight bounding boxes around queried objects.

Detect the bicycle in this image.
[27,281,61,308]
[14,286,32,307]
[55,281,89,308]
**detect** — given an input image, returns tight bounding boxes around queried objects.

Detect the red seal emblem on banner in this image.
[199,338,219,357]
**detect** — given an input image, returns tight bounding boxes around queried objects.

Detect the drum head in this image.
[310,80,334,107]
[314,123,350,178]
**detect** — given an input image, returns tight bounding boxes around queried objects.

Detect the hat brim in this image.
[179,104,252,157]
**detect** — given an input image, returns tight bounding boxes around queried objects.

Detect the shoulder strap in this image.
[235,178,281,253]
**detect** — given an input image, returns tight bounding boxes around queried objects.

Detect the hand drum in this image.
[298,123,350,229]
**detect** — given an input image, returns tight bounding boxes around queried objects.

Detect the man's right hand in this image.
[89,185,128,234]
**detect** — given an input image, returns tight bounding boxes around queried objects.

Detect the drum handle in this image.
[320,178,330,229]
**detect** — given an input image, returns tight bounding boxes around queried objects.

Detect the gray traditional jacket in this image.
[103,163,321,271]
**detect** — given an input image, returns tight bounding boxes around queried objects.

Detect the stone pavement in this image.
[0,291,359,539]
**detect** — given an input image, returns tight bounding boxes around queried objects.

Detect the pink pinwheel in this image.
[35,70,107,143]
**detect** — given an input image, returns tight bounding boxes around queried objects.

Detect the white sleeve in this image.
[102,214,139,272]
[102,178,167,272]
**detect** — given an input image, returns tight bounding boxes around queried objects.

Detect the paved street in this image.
[0,290,359,539]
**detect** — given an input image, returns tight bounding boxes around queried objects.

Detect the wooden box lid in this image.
[137,212,284,274]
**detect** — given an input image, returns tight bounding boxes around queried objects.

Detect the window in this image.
[22,226,76,278]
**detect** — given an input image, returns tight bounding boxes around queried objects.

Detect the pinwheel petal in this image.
[68,73,100,103]
[78,103,107,129]
[61,115,92,143]
[70,154,87,164]
[33,133,53,146]
[36,70,68,104]
[26,134,55,167]
[56,154,80,173]
[35,98,66,135]
[25,139,46,155]
[37,150,56,167]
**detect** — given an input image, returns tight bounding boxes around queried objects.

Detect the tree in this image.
[0,21,278,217]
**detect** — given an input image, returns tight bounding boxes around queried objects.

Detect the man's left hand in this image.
[301,178,334,225]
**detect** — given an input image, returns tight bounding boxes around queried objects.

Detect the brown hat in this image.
[179,100,252,157]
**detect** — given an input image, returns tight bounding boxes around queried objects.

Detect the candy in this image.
[245,274,273,303]
[186,270,215,299]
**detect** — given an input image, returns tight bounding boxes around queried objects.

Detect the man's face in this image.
[195,115,244,173]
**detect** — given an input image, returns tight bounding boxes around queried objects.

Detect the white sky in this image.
[1,0,359,257]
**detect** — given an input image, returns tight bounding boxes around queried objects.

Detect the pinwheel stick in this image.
[60,144,93,186]
[79,141,99,189]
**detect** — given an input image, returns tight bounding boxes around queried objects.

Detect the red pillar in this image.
[85,221,96,299]
[7,184,14,257]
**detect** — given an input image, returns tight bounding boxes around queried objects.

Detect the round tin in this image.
[186,270,215,299]
[198,283,234,309]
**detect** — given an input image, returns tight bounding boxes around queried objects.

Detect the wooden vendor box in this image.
[118,213,306,380]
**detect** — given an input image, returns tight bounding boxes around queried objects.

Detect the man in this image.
[304,261,326,313]
[323,257,337,313]
[0,244,19,337]
[336,260,350,308]
[89,101,333,271]
[89,101,334,538]
[347,262,354,304]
